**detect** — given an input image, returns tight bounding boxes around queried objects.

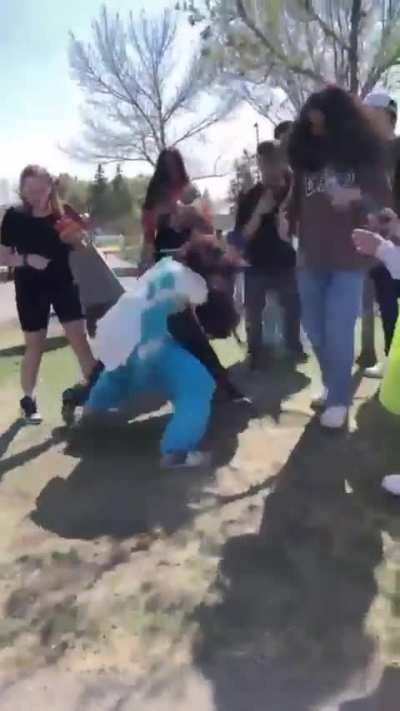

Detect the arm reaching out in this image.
[376,240,400,278]
[55,215,88,249]
[353,228,400,279]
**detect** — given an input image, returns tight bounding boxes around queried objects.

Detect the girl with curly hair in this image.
[288,86,391,428]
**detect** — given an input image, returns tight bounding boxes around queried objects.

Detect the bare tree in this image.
[185,0,400,364]
[187,0,400,117]
[68,5,236,167]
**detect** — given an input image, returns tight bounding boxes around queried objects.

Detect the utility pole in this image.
[254,122,260,149]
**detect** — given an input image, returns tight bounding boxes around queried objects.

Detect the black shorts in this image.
[15,278,83,332]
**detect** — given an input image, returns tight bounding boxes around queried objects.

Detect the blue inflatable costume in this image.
[85,257,215,467]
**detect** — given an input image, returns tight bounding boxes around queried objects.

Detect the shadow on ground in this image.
[30,359,308,542]
[194,397,400,710]
[341,667,400,710]
[0,419,24,458]
[228,358,310,423]
[0,419,55,482]
[0,335,67,358]
[29,403,250,540]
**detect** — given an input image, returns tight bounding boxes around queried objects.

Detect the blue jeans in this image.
[87,339,215,454]
[297,268,364,407]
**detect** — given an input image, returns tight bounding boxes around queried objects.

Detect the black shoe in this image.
[20,396,42,424]
[62,361,105,409]
[62,383,88,408]
[61,361,105,425]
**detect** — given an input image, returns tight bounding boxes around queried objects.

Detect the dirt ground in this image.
[1,327,400,710]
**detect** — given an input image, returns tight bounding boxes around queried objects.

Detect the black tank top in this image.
[154,214,190,261]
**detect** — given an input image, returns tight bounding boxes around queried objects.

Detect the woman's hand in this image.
[55,216,87,247]
[27,254,50,270]
[352,229,384,257]
[329,186,362,210]
[181,184,200,205]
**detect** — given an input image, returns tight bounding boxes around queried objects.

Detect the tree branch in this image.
[235,0,325,85]
[192,155,230,180]
[361,2,400,95]
[349,0,362,93]
[296,0,350,52]
[69,5,237,166]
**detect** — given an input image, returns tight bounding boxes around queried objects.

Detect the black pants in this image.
[168,309,228,384]
[370,265,400,356]
[245,267,302,356]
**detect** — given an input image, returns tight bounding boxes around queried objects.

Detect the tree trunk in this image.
[349,2,374,362]
[349,0,362,93]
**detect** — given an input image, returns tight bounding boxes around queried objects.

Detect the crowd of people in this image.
[1,84,400,467]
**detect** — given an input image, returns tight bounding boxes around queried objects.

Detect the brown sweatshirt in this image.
[289,164,392,269]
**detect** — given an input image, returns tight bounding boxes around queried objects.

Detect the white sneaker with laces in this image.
[320,406,347,430]
[364,361,385,379]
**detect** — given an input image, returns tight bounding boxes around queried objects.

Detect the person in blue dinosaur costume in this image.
[83,256,215,468]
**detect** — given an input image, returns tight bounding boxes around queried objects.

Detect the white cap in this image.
[364,90,397,117]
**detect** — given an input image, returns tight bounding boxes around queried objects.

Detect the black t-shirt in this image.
[235,181,296,270]
[1,207,74,288]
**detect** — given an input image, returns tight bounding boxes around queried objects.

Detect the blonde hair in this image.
[19,164,64,217]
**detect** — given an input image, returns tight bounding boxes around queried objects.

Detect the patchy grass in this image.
[0,329,81,417]
[1,317,400,709]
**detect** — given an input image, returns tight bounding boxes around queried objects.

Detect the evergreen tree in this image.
[88,164,110,222]
[111,164,133,218]
[57,174,89,214]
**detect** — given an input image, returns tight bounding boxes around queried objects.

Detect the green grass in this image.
[1,318,400,701]
[0,354,19,388]
[0,335,81,419]
[0,315,386,422]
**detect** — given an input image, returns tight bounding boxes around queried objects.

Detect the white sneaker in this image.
[382,474,400,495]
[185,451,211,468]
[320,406,347,430]
[161,451,211,470]
[311,387,328,411]
[364,362,385,379]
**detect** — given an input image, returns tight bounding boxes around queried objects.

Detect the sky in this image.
[0,0,272,203]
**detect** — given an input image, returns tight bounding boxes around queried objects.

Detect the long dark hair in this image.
[144,148,189,210]
[288,86,384,173]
